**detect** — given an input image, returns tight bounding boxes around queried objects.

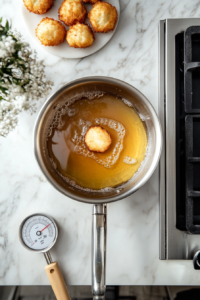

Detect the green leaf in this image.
[14,43,22,51]
[12,52,19,59]
[5,20,10,32]
[7,77,12,84]
[12,78,21,85]
[5,58,15,65]
[0,86,8,94]
[22,79,30,87]
[2,68,12,76]
[10,34,17,42]
[16,57,26,62]
[19,64,26,71]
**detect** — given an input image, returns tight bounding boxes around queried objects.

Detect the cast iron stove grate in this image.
[176,26,200,233]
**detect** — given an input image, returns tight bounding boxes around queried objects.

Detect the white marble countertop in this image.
[1,0,200,286]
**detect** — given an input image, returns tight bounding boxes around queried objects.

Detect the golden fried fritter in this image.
[35,18,66,46]
[85,126,112,152]
[88,1,118,33]
[58,0,87,26]
[23,0,54,14]
[66,23,94,48]
[83,0,100,4]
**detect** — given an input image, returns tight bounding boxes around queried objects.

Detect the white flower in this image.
[0,49,8,58]
[0,20,53,136]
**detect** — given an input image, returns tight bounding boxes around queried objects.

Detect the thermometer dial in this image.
[20,214,58,252]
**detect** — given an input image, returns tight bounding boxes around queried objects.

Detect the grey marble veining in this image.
[1,0,200,285]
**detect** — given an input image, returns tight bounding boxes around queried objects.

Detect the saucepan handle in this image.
[92,204,107,300]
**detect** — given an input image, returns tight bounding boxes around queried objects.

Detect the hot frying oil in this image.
[47,94,147,190]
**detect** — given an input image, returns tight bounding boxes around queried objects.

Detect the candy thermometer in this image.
[19,213,70,300]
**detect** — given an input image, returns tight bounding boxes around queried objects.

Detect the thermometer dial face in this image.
[20,214,58,252]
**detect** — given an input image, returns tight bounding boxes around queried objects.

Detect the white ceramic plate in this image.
[21,0,120,59]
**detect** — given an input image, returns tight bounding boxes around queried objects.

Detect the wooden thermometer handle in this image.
[45,262,70,300]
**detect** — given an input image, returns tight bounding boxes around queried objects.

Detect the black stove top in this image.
[176,27,200,233]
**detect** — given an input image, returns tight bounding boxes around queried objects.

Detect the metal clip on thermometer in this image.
[19,214,70,300]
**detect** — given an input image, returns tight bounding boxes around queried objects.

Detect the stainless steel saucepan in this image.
[34,77,162,299]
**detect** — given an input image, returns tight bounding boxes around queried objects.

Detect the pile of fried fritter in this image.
[23,0,118,48]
